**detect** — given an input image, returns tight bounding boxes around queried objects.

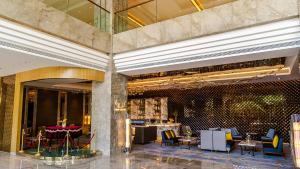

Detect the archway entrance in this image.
[10,67,104,153]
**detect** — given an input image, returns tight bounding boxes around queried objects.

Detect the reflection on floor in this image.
[131,142,293,169]
[0,142,293,169]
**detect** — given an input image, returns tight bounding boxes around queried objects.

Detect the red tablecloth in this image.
[45,126,82,139]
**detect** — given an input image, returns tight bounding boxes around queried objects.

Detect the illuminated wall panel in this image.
[129,80,300,142]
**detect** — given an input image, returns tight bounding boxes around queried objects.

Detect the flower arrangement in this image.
[186,128,192,138]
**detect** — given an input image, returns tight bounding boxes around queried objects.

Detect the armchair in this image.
[261,129,275,142]
[230,127,243,141]
[161,130,180,146]
[262,135,283,156]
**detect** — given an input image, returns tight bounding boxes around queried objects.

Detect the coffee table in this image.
[238,140,257,156]
[178,137,198,150]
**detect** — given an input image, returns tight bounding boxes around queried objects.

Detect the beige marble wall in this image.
[0,0,111,53]
[113,0,299,53]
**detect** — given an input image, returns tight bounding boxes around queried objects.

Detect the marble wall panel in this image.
[231,0,257,28]
[113,0,299,54]
[93,30,111,52]
[256,0,298,23]
[0,0,41,28]
[0,0,111,53]
[192,3,233,37]
[38,5,71,39]
[113,29,137,53]
[137,22,161,48]
[160,15,192,44]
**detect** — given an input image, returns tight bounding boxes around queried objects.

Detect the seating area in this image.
[21,125,96,158]
[156,126,284,158]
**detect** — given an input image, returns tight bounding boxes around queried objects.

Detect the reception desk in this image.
[133,126,157,144]
[139,123,181,141]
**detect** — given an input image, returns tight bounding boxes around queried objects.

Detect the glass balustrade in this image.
[114,0,236,34]
[43,0,110,32]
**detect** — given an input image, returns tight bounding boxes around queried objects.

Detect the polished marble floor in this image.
[131,142,293,169]
[0,151,233,169]
[0,142,293,169]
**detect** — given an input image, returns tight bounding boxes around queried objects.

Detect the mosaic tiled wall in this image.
[129,80,300,142]
[0,76,15,151]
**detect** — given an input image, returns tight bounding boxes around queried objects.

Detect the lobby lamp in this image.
[114,99,131,153]
[291,114,300,168]
[125,117,131,153]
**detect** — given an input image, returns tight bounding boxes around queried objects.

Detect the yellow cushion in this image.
[273,135,279,148]
[170,130,176,138]
[165,130,172,139]
[226,132,233,141]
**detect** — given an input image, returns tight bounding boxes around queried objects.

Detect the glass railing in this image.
[114,0,236,34]
[43,0,110,32]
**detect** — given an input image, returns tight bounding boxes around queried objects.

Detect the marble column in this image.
[111,65,128,153]
[0,78,3,150]
[91,67,112,156]
[91,62,128,155]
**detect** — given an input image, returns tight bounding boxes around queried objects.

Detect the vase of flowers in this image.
[186,128,192,138]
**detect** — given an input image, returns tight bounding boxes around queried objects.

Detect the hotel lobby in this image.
[0,0,300,168]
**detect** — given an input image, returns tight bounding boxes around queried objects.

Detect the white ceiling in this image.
[0,47,74,77]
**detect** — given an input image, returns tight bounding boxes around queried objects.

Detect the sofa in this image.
[200,130,234,152]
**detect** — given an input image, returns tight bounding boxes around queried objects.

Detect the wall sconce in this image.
[291,114,300,168]
[114,98,127,112]
[84,115,91,125]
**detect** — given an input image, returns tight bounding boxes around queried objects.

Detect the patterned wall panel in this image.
[129,80,300,142]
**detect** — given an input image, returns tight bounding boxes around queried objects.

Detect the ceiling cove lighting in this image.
[127,65,290,92]
[128,13,145,27]
[191,0,204,11]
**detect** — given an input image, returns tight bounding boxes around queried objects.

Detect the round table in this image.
[178,137,198,149]
[45,126,82,140]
